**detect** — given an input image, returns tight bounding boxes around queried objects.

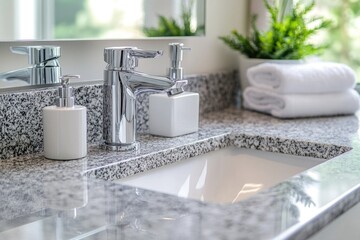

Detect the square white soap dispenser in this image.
[149,43,199,137]
[149,90,199,137]
[43,75,87,160]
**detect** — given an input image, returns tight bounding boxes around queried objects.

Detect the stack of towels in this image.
[243,62,360,118]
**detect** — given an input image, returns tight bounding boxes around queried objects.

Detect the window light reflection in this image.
[232,183,264,203]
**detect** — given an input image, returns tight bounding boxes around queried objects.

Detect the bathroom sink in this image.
[117,147,324,204]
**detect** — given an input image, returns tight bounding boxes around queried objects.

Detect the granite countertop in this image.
[1,108,360,240]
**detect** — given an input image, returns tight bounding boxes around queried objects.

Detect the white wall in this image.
[0,0,16,39]
[0,0,248,82]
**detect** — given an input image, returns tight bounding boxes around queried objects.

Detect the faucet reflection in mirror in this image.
[103,43,190,151]
[0,46,61,88]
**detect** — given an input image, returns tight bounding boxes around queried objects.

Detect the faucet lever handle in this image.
[10,45,61,65]
[130,49,163,59]
[104,47,163,70]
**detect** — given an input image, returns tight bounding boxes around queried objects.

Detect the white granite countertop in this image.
[1,108,360,240]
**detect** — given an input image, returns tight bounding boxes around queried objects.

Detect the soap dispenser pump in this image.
[43,75,87,160]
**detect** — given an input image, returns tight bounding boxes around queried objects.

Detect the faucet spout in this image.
[0,68,31,83]
[126,71,175,93]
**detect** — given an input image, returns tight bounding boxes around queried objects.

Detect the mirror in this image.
[0,0,205,41]
[0,0,205,90]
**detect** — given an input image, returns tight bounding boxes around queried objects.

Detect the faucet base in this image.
[102,142,139,152]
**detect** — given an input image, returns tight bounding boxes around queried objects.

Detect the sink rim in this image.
[115,145,327,204]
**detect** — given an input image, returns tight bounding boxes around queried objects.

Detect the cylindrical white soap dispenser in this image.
[43,75,87,160]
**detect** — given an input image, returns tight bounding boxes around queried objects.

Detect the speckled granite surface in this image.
[1,108,360,240]
[0,71,237,159]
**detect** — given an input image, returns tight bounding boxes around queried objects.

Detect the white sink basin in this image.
[117,147,324,204]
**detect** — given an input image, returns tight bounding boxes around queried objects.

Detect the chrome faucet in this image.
[103,43,190,150]
[0,46,61,85]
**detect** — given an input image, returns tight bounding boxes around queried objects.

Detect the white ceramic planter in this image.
[238,55,302,90]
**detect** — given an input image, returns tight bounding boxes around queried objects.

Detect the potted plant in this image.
[143,0,204,37]
[220,0,331,89]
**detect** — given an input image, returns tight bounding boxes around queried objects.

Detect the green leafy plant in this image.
[144,0,204,37]
[219,0,331,59]
[318,0,360,83]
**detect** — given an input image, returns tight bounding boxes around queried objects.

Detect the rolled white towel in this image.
[243,86,360,118]
[247,62,357,94]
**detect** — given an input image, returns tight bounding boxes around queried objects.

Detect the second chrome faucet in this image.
[103,43,190,150]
